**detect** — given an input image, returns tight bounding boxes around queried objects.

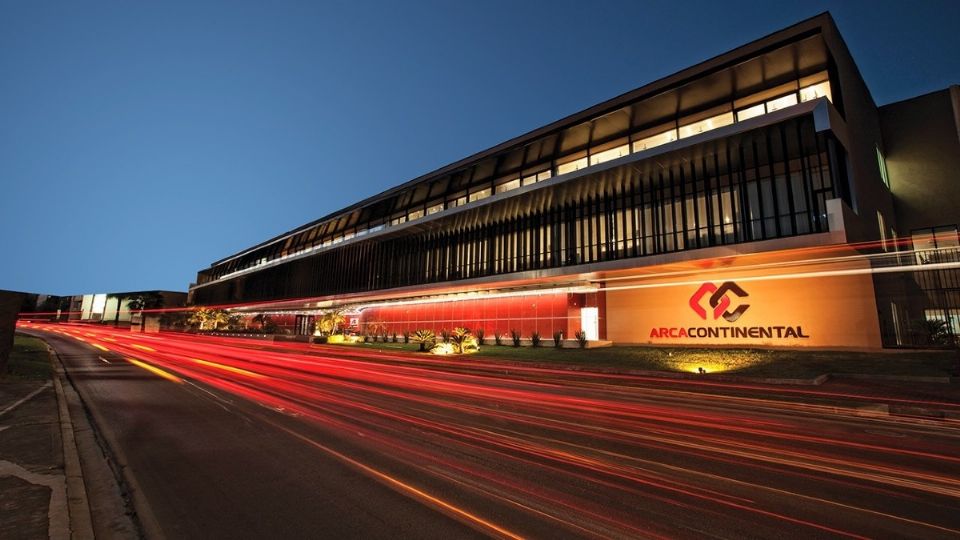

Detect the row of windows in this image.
[193,119,843,303]
[204,74,833,283]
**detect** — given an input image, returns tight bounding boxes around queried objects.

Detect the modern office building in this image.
[189,13,959,349]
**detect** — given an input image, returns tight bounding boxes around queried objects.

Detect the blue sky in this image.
[2,0,958,295]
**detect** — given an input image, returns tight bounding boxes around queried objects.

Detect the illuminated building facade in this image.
[189,13,959,349]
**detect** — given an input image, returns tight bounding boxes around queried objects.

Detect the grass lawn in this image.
[2,334,53,380]
[342,340,958,379]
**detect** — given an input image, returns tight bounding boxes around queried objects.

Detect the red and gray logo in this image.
[689,282,750,323]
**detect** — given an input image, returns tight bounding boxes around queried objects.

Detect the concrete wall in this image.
[819,17,899,244]
[0,290,26,372]
[880,86,960,233]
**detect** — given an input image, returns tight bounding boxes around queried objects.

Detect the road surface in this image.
[19,323,960,539]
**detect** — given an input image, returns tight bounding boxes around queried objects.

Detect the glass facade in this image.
[199,66,836,286]
[193,116,844,304]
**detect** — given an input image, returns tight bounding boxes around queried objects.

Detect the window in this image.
[632,129,677,152]
[912,226,959,264]
[496,178,521,193]
[765,93,798,113]
[556,156,588,176]
[800,80,832,103]
[407,209,424,221]
[678,111,734,139]
[736,103,765,122]
[876,146,890,188]
[521,169,551,186]
[426,202,444,215]
[589,143,630,166]
[468,187,491,203]
[390,215,406,226]
[924,309,960,336]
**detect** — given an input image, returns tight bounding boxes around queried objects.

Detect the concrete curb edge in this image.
[49,346,96,540]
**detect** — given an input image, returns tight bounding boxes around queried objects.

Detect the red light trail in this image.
[20,321,960,538]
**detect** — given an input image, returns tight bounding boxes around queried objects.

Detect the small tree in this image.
[127,292,165,331]
[494,331,503,346]
[188,308,230,331]
[316,309,346,336]
[412,329,436,352]
[510,329,521,347]
[553,330,564,348]
[252,314,278,334]
[531,331,542,348]
[475,328,485,346]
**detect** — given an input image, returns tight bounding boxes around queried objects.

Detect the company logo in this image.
[689,281,750,323]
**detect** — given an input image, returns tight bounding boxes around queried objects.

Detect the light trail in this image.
[19,322,960,538]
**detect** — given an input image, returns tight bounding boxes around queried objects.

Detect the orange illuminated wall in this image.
[358,292,603,339]
[605,253,883,350]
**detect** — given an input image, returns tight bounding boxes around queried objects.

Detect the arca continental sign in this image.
[648,281,811,340]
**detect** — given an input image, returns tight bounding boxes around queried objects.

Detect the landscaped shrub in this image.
[392,332,398,343]
[402,331,410,344]
[553,330,564,348]
[450,327,479,354]
[494,331,503,346]
[575,330,588,348]
[440,329,451,343]
[531,331,542,348]
[510,329,521,347]
[475,328,485,346]
[412,329,436,352]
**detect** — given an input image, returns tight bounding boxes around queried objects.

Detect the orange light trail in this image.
[125,357,183,384]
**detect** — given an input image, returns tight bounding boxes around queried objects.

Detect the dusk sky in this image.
[2,0,958,296]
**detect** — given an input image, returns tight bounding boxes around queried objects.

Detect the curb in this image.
[471,356,831,386]
[830,373,955,384]
[50,346,96,540]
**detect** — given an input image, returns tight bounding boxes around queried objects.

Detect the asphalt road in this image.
[19,323,960,539]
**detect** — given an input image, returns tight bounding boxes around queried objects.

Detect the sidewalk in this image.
[0,372,71,538]
[0,334,133,540]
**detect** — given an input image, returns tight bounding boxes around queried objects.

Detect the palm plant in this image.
[412,329,436,352]
[449,327,478,354]
[475,328,485,346]
[531,331,542,348]
[510,329,521,347]
[575,330,588,348]
[553,330,564,348]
